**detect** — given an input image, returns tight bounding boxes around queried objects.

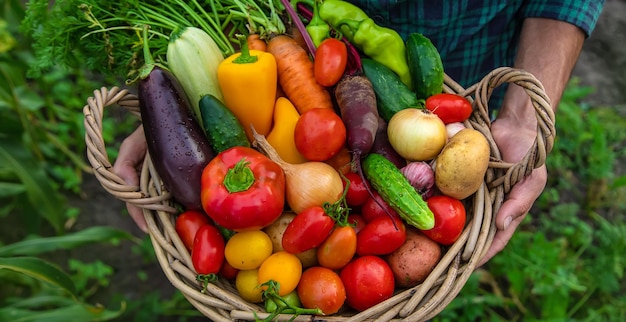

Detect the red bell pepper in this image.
[201,146,286,231]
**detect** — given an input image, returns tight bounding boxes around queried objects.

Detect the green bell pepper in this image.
[338,18,412,88]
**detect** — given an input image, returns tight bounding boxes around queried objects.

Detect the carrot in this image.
[247,33,267,51]
[267,35,333,114]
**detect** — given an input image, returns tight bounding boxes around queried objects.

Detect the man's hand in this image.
[478,18,585,265]
[112,125,149,233]
[479,116,547,266]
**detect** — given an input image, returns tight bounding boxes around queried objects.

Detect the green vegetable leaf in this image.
[0,226,134,257]
[0,144,66,234]
[0,256,77,296]
[0,297,125,322]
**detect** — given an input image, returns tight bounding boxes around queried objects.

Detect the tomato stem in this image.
[196,274,218,294]
[322,174,352,227]
[259,281,322,321]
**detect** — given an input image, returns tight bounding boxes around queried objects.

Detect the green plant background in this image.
[2,0,625,321]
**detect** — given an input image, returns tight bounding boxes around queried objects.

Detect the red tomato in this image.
[425,93,473,124]
[361,192,401,223]
[282,206,335,254]
[343,171,370,207]
[314,38,348,87]
[340,255,394,311]
[297,266,346,315]
[317,226,357,270]
[347,214,367,234]
[356,216,406,256]
[294,108,347,161]
[218,260,239,280]
[422,195,467,245]
[191,224,226,275]
[175,210,211,251]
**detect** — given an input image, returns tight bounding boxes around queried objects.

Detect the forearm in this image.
[498,18,586,127]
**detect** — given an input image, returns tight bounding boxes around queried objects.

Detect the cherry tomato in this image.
[347,214,367,234]
[356,216,406,256]
[175,210,211,251]
[294,108,347,161]
[425,93,473,124]
[219,260,239,280]
[236,269,263,303]
[297,266,346,315]
[343,171,370,207]
[225,230,273,270]
[422,195,467,245]
[191,224,225,275]
[258,251,302,296]
[361,191,401,223]
[317,226,357,270]
[282,206,335,254]
[340,255,395,311]
[314,38,348,87]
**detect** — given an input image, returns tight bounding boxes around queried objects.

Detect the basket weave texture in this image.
[83,67,554,322]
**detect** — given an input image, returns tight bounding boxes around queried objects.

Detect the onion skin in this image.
[387,108,447,161]
[253,129,343,213]
[401,162,435,198]
[446,122,466,139]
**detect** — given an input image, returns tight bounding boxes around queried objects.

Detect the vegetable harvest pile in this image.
[29,0,495,319]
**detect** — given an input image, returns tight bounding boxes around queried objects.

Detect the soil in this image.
[65,1,626,320]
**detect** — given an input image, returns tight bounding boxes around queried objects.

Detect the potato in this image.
[435,128,490,199]
[386,229,442,288]
[263,212,318,268]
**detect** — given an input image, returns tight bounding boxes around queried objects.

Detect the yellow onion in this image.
[253,130,344,213]
[387,108,447,161]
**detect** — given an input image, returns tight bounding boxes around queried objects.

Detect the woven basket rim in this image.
[82,66,554,321]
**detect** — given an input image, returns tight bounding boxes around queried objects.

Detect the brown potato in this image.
[263,212,318,268]
[386,229,442,288]
[435,128,490,199]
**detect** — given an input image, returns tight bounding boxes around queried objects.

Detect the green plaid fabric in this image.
[348,0,605,105]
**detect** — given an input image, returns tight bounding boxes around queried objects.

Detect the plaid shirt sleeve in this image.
[347,0,605,107]
[520,0,605,37]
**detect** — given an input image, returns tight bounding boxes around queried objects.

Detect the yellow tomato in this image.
[257,251,302,296]
[235,269,263,303]
[225,230,273,270]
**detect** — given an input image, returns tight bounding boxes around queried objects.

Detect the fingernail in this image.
[503,216,512,230]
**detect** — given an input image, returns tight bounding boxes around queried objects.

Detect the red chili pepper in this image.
[200,146,286,231]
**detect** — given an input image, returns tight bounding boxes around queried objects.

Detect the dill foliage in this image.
[20,0,248,80]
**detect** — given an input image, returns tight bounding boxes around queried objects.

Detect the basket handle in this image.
[83,86,177,213]
[446,67,556,193]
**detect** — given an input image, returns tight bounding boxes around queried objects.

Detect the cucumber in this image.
[361,58,420,122]
[406,32,444,100]
[362,153,434,230]
[198,94,250,153]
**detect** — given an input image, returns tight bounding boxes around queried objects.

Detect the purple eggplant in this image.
[137,27,215,210]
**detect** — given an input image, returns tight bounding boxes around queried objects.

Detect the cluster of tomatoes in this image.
[175,167,467,315]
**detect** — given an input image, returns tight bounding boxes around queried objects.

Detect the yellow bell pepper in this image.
[217,37,276,141]
[266,97,307,164]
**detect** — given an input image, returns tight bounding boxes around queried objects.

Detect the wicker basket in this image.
[83,66,554,322]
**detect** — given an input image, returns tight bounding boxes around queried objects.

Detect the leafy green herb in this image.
[21,0,247,80]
